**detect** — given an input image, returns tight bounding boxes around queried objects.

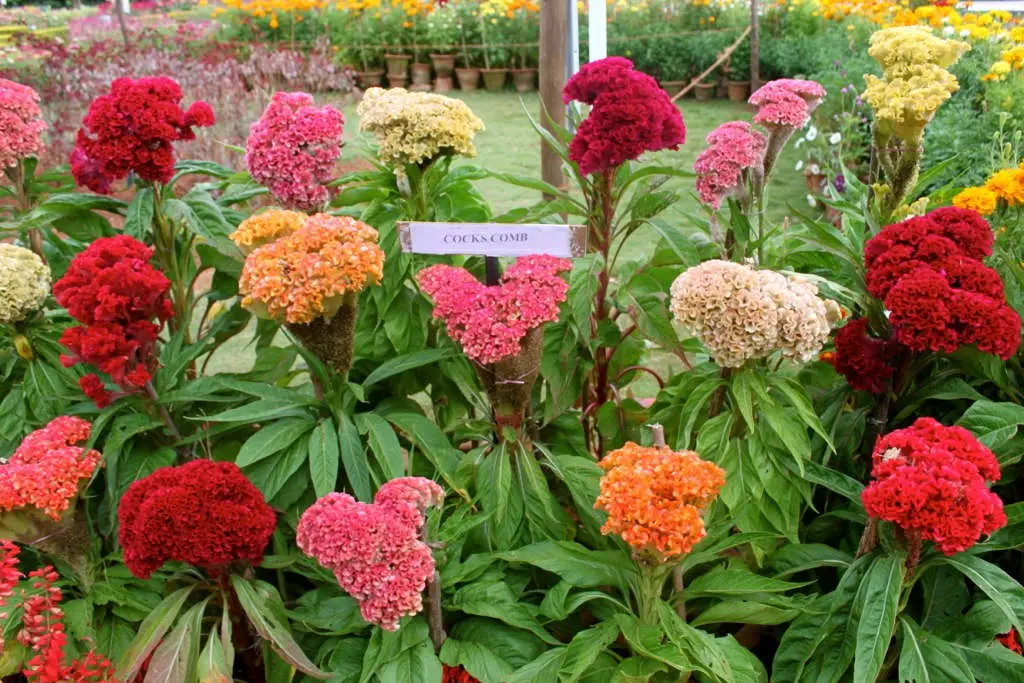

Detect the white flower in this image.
[806,194,817,206]
[829,132,842,145]
[795,138,805,148]
[795,160,805,171]
[960,29,971,37]
[805,126,818,141]
[809,163,821,175]
[942,26,955,36]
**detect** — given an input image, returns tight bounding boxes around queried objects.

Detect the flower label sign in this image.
[398,221,588,258]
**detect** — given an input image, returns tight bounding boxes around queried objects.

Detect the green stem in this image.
[634,561,669,627]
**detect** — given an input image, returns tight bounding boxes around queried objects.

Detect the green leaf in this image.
[230,576,329,679]
[684,569,810,598]
[124,187,155,240]
[197,624,233,683]
[693,599,802,627]
[766,544,853,578]
[497,541,635,593]
[506,649,566,683]
[200,398,314,423]
[787,457,865,504]
[898,616,975,683]
[940,554,1024,632]
[338,413,372,501]
[362,349,451,388]
[381,409,467,498]
[958,400,1024,450]
[145,599,208,683]
[449,583,559,645]
[377,639,443,683]
[439,638,515,683]
[309,418,341,497]
[558,621,620,682]
[236,417,316,467]
[853,554,905,683]
[356,412,406,481]
[116,587,194,681]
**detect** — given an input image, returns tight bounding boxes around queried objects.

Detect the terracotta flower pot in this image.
[433,76,454,93]
[481,68,508,92]
[511,68,537,92]
[384,53,410,78]
[410,62,432,91]
[694,82,715,101]
[456,67,481,91]
[430,53,456,77]
[387,73,408,88]
[727,80,750,102]
[356,69,385,88]
[716,80,728,99]
[660,79,686,97]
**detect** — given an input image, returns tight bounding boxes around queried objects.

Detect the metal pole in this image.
[588,0,607,62]
[750,0,760,90]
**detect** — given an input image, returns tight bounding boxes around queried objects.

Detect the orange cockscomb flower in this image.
[229,208,308,253]
[595,442,725,561]
[239,213,385,324]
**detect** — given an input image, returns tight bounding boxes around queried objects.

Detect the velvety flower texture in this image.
[670,260,841,368]
[53,236,173,407]
[417,255,571,364]
[864,208,1020,359]
[862,418,1005,555]
[229,208,308,253]
[562,57,685,176]
[595,442,725,560]
[0,417,100,520]
[694,121,767,208]
[443,665,480,683]
[748,79,826,128]
[824,318,899,394]
[118,460,276,579]
[297,477,445,631]
[246,91,344,211]
[239,213,385,324]
[0,244,51,325]
[0,78,47,169]
[357,87,484,168]
[71,76,214,193]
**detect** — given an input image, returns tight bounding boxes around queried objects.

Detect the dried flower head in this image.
[297,477,445,630]
[670,260,837,367]
[0,244,51,324]
[229,208,308,253]
[0,78,47,169]
[595,442,724,561]
[357,87,484,168]
[239,214,384,324]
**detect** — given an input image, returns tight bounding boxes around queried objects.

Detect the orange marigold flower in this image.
[594,442,725,561]
[230,208,308,253]
[985,168,1024,206]
[239,214,385,324]
[952,187,998,216]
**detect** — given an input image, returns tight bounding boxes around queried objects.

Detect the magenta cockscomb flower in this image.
[0,78,47,170]
[694,121,767,208]
[749,79,826,128]
[245,91,344,212]
[417,255,571,364]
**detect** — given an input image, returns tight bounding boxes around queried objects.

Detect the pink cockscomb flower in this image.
[0,417,101,520]
[71,76,214,193]
[0,78,47,170]
[749,79,826,128]
[297,477,444,631]
[417,255,571,364]
[694,121,767,208]
[246,91,344,212]
[562,57,685,176]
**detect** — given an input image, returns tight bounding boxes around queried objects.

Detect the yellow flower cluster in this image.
[984,46,1024,82]
[813,0,1015,37]
[230,209,308,254]
[954,162,1024,215]
[239,214,385,324]
[862,26,968,141]
[357,87,485,168]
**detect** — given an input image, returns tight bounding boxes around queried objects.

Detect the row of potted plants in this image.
[366,51,536,92]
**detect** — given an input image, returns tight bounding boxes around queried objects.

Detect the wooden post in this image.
[750,0,760,91]
[539,0,568,196]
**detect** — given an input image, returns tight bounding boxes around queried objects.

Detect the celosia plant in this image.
[823,318,899,394]
[694,121,767,208]
[595,442,725,561]
[0,244,51,325]
[861,418,1005,557]
[0,416,100,521]
[229,207,308,253]
[118,459,277,579]
[669,259,841,368]
[561,57,685,176]
[357,87,484,169]
[53,236,173,407]
[245,91,344,211]
[0,78,47,170]
[71,76,215,193]
[297,477,444,631]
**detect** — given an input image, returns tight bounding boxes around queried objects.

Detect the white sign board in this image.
[398,222,587,258]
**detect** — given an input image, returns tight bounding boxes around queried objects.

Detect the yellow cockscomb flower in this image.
[952,187,998,216]
[230,208,309,253]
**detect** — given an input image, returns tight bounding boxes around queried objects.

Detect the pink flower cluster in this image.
[417,255,571,364]
[245,91,344,212]
[862,417,1005,555]
[562,57,685,176]
[71,76,214,193]
[297,477,445,631]
[0,417,101,520]
[749,79,826,128]
[0,78,47,169]
[694,121,767,208]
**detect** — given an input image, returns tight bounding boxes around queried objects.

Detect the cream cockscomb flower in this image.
[357,87,485,168]
[0,244,51,324]
[669,260,838,368]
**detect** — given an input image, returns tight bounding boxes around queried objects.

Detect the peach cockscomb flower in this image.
[229,208,309,253]
[595,442,725,561]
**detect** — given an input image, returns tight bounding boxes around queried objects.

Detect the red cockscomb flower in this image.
[118,460,276,579]
[999,629,1023,655]
[562,57,685,176]
[71,76,214,192]
[862,418,1006,555]
[825,318,900,393]
[442,665,479,683]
